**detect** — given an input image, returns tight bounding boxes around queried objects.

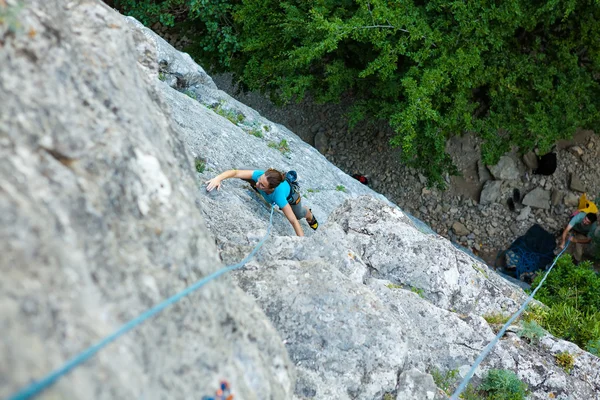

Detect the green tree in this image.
[116,0,600,186]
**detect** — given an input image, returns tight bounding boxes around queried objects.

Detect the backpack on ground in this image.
[285,170,301,205]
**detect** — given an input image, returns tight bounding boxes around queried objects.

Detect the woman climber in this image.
[205,168,318,237]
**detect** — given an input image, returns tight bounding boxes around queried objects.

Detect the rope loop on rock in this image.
[450,240,571,400]
[9,206,275,400]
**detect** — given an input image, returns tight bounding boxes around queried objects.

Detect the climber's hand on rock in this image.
[205,178,222,192]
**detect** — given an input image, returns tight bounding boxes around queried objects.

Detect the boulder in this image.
[564,193,580,208]
[522,188,551,210]
[516,206,531,221]
[479,180,503,205]
[551,190,565,206]
[477,160,492,183]
[569,174,586,193]
[452,221,470,236]
[522,151,539,170]
[568,146,584,157]
[395,369,446,400]
[488,156,520,180]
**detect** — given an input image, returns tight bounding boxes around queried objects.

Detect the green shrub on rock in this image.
[531,255,600,350]
[479,369,528,400]
[517,320,546,344]
[555,351,575,374]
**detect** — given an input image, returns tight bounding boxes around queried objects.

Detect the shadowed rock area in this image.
[2,1,599,399]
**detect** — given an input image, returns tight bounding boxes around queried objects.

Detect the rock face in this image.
[523,151,539,170]
[480,180,503,205]
[488,156,520,180]
[1,1,292,399]
[2,2,600,400]
[522,188,552,210]
[570,173,586,193]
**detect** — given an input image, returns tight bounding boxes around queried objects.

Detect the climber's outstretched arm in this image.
[205,169,253,191]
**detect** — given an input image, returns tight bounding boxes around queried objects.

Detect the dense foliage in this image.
[530,255,600,354]
[115,0,600,186]
[479,369,528,400]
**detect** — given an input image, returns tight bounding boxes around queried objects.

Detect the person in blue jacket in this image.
[206,168,318,236]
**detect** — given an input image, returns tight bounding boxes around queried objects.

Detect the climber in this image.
[558,212,598,262]
[205,168,318,236]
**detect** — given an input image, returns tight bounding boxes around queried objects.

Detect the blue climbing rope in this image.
[449,240,571,400]
[9,206,275,400]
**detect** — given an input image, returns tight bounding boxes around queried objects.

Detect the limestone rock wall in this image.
[1,1,292,399]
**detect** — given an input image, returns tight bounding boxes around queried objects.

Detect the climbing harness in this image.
[8,207,275,400]
[450,240,571,400]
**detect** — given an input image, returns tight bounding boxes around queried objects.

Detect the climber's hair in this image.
[264,168,285,189]
[586,213,597,223]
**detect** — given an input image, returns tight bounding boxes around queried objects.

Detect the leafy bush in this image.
[521,304,548,326]
[531,255,600,350]
[479,369,528,400]
[430,368,459,395]
[586,339,600,356]
[555,351,575,374]
[410,286,425,298]
[517,320,546,344]
[247,127,263,138]
[119,0,600,186]
[183,89,197,99]
[532,255,600,311]
[267,139,290,155]
[483,313,509,326]
[114,0,183,27]
[194,157,206,173]
[210,102,245,124]
[459,384,485,400]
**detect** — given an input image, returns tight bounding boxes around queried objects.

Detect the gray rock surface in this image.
[488,156,520,180]
[3,2,600,400]
[516,206,532,221]
[396,369,445,400]
[125,17,216,90]
[523,151,539,170]
[570,173,586,192]
[551,189,565,206]
[522,188,552,210]
[1,1,292,399]
[480,180,503,205]
[565,192,580,207]
[477,159,492,183]
[453,221,470,236]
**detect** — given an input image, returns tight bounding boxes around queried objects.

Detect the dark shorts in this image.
[290,200,307,219]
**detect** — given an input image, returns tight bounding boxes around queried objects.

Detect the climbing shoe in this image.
[307,210,319,230]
